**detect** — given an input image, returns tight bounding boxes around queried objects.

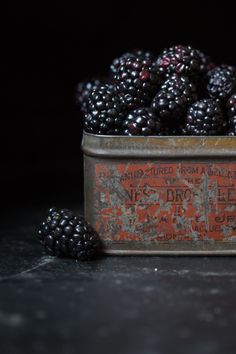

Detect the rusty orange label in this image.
[95,162,236,243]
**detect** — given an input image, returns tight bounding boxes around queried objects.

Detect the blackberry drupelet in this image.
[84,84,125,135]
[111,50,154,76]
[114,56,161,109]
[227,94,236,135]
[75,79,101,113]
[123,108,161,136]
[185,99,224,136]
[156,45,202,78]
[151,74,198,128]
[206,65,236,104]
[37,208,100,260]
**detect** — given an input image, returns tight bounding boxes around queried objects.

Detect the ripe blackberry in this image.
[185,99,224,136]
[206,65,236,104]
[114,56,161,109]
[84,84,125,135]
[151,74,198,127]
[75,79,101,113]
[123,108,161,136]
[37,208,101,261]
[111,50,154,76]
[156,45,202,78]
[227,94,236,135]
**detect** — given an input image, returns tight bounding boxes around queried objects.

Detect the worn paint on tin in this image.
[95,162,236,243]
[82,134,236,253]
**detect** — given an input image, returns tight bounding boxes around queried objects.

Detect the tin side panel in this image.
[85,158,236,254]
[83,134,236,254]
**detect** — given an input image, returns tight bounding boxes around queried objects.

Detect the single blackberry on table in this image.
[227,94,236,135]
[206,65,236,104]
[185,99,224,136]
[75,79,101,113]
[114,56,161,109]
[111,50,154,76]
[37,208,101,261]
[84,84,125,135]
[123,108,161,136]
[151,74,198,127]
[156,45,202,78]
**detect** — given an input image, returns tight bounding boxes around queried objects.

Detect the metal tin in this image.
[82,133,236,255]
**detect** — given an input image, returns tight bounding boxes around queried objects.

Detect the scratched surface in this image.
[93,162,236,250]
[1,208,236,354]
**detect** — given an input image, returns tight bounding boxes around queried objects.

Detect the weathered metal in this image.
[82,133,236,255]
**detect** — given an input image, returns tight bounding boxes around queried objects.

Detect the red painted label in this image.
[95,163,236,243]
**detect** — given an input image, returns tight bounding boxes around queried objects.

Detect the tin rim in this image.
[82,131,236,139]
[82,132,236,158]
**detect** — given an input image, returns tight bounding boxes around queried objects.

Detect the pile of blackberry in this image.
[76,45,236,136]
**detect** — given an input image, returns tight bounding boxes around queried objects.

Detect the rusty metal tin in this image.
[82,133,236,255]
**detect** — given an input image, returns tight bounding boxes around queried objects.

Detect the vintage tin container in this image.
[82,132,236,255]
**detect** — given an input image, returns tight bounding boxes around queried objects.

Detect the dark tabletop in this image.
[1,208,236,354]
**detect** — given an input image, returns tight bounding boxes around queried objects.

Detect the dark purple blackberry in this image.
[185,99,224,136]
[75,79,101,113]
[227,94,236,135]
[156,45,202,78]
[37,208,101,261]
[206,65,236,104]
[114,56,161,109]
[84,84,125,135]
[123,108,161,136]
[151,74,198,128]
[111,50,154,76]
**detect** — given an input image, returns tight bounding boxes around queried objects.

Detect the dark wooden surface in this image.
[1,209,236,354]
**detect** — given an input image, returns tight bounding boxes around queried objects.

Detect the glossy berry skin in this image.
[151,74,198,128]
[206,65,236,104]
[84,84,125,135]
[227,94,236,135]
[75,79,101,113]
[37,208,101,261]
[111,50,154,76]
[123,108,161,136]
[185,99,224,136]
[114,56,161,109]
[156,45,202,78]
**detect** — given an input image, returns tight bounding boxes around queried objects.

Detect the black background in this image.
[6,2,235,211]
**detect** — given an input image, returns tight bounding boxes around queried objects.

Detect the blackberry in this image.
[84,84,125,135]
[111,50,154,76]
[151,74,198,127]
[156,45,202,78]
[227,94,236,135]
[123,108,161,136]
[114,56,161,109]
[37,208,101,261]
[206,65,236,104]
[185,99,224,136]
[75,79,101,113]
